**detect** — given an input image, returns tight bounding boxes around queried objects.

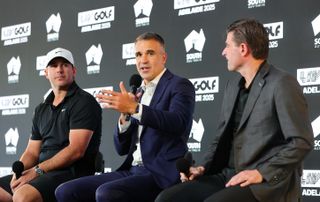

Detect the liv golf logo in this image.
[122,43,136,66]
[184,29,206,63]
[78,6,115,32]
[312,14,320,48]
[263,21,283,48]
[301,170,320,196]
[0,94,29,115]
[297,67,320,94]
[36,55,47,76]
[84,86,113,108]
[247,0,266,9]
[1,22,31,46]
[134,0,153,27]
[174,0,220,16]
[189,76,219,102]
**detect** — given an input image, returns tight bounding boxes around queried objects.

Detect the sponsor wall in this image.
[0,0,319,200]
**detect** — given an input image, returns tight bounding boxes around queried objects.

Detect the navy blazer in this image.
[114,69,195,189]
[203,62,313,202]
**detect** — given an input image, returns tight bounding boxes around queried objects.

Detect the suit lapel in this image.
[237,63,269,132]
[140,69,172,137]
[149,69,173,107]
[225,77,242,125]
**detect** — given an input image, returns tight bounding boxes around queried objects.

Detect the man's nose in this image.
[221,48,226,57]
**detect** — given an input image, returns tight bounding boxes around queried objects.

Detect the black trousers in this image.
[0,169,75,202]
[155,173,258,202]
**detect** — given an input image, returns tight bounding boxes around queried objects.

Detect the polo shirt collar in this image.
[44,81,79,104]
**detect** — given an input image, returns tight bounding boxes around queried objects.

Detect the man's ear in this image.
[44,68,49,79]
[72,66,77,76]
[240,43,250,56]
[162,52,167,64]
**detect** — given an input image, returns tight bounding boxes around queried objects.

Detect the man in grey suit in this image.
[155,19,314,202]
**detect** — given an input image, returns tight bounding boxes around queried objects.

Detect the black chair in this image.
[95,151,105,174]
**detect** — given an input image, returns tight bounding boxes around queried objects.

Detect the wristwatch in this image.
[35,165,45,175]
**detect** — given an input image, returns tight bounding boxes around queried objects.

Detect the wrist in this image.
[35,165,45,176]
[130,103,139,114]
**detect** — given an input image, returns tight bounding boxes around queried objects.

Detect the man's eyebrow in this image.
[146,49,155,53]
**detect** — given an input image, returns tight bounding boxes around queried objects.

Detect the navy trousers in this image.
[55,166,162,202]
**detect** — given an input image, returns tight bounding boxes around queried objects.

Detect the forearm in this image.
[257,137,312,182]
[19,151,39,170]
[37,146,83,172]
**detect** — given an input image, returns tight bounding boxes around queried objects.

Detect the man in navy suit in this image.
[155,19,313,202]
[55,32,195,202]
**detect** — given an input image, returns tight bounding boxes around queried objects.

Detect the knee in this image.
[13,188,41,202]
[12,192,25,202]
[154,189,172,202]
[55,182,73,201]
[96,186,126,202]
[95,186,110,201]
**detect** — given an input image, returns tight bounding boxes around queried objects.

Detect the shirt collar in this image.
[141,68,167,89]
[238,60,266,90]
[44,81,79,104]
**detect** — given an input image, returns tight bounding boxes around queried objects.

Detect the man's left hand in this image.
[225,169,263,187]
[10,167,38,192]
[96,81,137,114]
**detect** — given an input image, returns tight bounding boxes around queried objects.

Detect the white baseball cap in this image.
[45,47,74,67]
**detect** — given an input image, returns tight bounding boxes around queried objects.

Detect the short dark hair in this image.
[227,19,269,60]
[135,32,165,48]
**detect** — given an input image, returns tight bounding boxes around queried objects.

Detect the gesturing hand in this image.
[96,81,138,114]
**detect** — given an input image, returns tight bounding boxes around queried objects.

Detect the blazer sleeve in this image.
[257,74,314,183]
[113,121,138,156]
[202,80,231,172]
[140,78,195,135]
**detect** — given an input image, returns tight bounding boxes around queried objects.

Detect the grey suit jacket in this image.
[203,62,314,202]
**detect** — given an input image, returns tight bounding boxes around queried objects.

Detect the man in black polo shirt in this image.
[0,47,102,202]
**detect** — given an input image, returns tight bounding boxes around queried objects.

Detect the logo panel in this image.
[46,13,62,42]
[122,43,136,66]
[78,6,115,32]
[84,86,113,107]
[4,128,19,155]
[188,118,205,152]
[86,44,103,74]
[0,94,29,115]
[7,56,21,84]
[301,170,320,196]
[312,14,320,48]
[247,0,266,9]
[134,0,153,27]
[263,21,283,48]
[297,67,320,94]
[1,22,31,46]
[190,76,219,102]
[174,0,220,16]
[184,29,206,63]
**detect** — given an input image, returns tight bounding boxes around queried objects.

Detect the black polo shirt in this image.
[31,81,102,175]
